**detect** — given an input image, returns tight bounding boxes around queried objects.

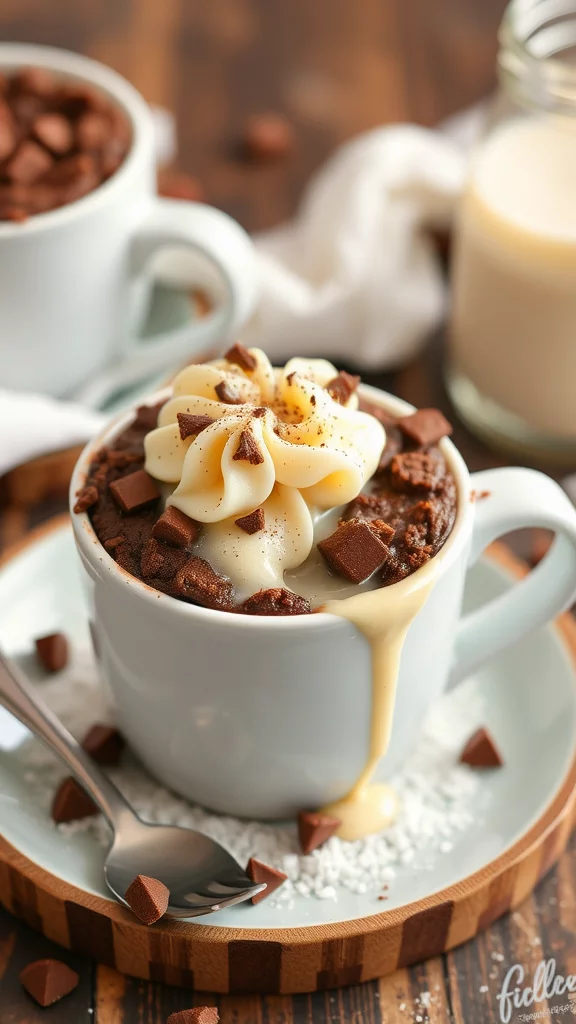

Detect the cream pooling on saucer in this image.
[144,350,385,598]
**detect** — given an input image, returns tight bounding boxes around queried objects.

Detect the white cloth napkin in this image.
[0,112,471,477]
[245,125,466,366]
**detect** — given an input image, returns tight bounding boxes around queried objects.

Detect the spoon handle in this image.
[0,651,135,829]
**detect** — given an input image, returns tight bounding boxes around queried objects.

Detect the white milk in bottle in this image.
[447,0,576,460]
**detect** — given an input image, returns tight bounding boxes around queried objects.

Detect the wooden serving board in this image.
[0,527,575,995]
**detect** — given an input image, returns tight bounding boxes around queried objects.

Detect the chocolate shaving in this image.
[224,341,257,371]
[235,508,265,534]
[326,371,360,405]
[397,408,453,448]
[215,380,243,404]
[177,412,215,440]
[233,429,264,465]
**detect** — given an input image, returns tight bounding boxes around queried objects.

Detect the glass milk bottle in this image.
[447,0,576,461]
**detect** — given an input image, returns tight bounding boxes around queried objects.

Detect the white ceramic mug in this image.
[0,44,258,404]
[71,385,576,819]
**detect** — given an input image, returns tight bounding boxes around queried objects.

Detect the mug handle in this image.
[450,467,576,686]
[73,198,259,408]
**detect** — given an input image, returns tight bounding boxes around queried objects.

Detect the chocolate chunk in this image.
[326,371,360,405]
[0,111,15,161]
[215,380,243,405]
[76,110,110,150]
[235,508,265,534]
[109,469,160,513]
[241,588,311,616]
[52,777,98,823]
[298,812,341,854]
[152,506,199,547]
[459,728,503,768]
[177,412,215,440]
[32,113,73,154]
[397,408,453,447]
[158,168,206,202]
[6,140,52,184]
[233,429,264,465]
[243,113,295,161]
[124,874,169,925]
[318,519,389,583]
[224,341,257,372]
[20,959,79,1007]
[174,557,234,610]
[389,451,446,493]
[82,723,125,766]
[246,857,287,904]
[141,537,165,577]
[167,1009,219,1024]
[35,632,68,673]
[73,484,99,513]
[253,406,266,417]
[13,67,57,96]
[133,403,163,430]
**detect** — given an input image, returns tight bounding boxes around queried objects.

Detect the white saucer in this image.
[0,523,575,934]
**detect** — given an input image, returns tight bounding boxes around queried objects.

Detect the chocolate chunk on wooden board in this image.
[20,959,79,1006]
[124,874,170,925]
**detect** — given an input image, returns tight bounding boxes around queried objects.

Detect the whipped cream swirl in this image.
[144,350,385,598]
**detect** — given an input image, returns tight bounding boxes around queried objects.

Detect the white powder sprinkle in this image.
[15,645,485,905]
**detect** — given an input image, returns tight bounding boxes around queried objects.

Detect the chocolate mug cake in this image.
[74,345,456,616]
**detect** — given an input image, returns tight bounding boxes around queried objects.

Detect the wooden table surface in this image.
[4,1,576,1022]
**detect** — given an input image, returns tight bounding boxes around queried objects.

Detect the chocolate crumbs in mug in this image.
[20,644,486,906]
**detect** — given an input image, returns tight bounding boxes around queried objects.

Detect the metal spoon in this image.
[0,651,265,916]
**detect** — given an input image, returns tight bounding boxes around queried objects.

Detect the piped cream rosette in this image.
[144,350,385,598]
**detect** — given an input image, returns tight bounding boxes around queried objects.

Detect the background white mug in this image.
[0,44,258,404]
[71,385,576,820]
